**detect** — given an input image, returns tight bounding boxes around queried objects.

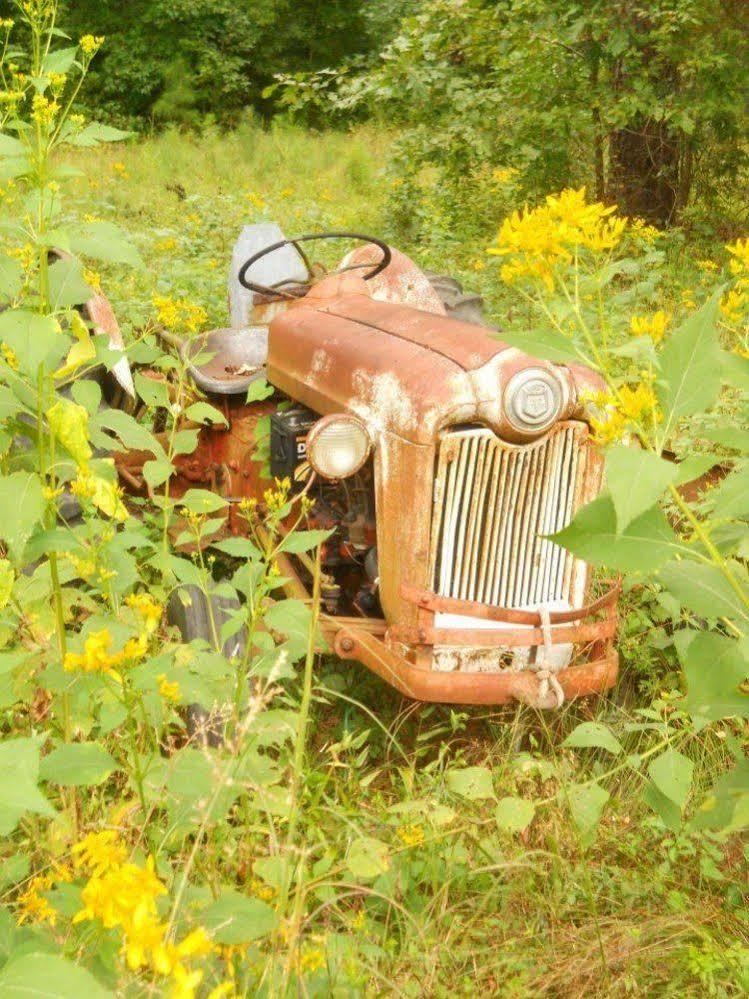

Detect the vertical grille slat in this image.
[431,424,587,609]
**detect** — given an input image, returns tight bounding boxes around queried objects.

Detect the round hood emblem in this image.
[504,368,562,433]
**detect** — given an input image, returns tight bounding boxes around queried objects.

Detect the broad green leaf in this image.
[0,134,26,157]
[210,537,261,559]
[46,398,92,466]
[567,782,609,839]
[0,255,22,301]
[172,428,199,456]
[563,721,623,755]
[43,45,79,75]
[605,445,677,533]
[720,350,749,392]
[648,748,693,809]
[179,489,228,514]
[246,379,274,403]
[94,408,165,458]
[184,401,228,426]
[495,796,536,832]
[0,953,111,998]
[445,766,495,800]
[0,309,65,375]
[702,427,749,452]
[642,780,683,832]
[658,560,749,625]
[264,599,314,647]
[71,378,102,415]
[657,292,721,438]
[672,454,718,487]
[691,757,749,835]
[134,372,171,410]
[552,494,680,572]
[345,837,390,880]
[499,326,583,365]
[48,256,93,309]
[278,528,333,554]
[201,890,278,944]
[0,735,55,835]
[68,220,142,267]
[40,742,117,787]
[55,311,96,380]
[143,456,174,489]
[68,122,133,147]
[0,471,45,563]
[709,463,749,520]
[677,631,749,729]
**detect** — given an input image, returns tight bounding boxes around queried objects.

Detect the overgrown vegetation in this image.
[0,2,745,997]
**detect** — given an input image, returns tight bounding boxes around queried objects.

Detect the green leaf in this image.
[210,537,261,559]
[345,836,390,880]
[552,494,680,573]
[46,398,92,467]
[567,782,609,839]
[445,766,495,800]
[134,372,171,410]
[0,471,45,564]
[48,256,93,309]
[201,890,278,944]
[499,326,582,365]
[0,735,55,835]
[143,456,174,489]
[642,780,683,832]
[495,796,536,832]
[672,454,718,487]
[40,742,117,787]
[657,292,721,438]
[71,377,102,416]
[0,559,13,610]
[720,350,749,392]
[605,446,677,533]
[43,46,79,75]
[278,529,333,554]
[0,255,22,301]
[246,379,274,403]
[179,489,228,514]
[658,560,749,624]
[0,953,111,998]
[691,757,749,835]
[709,464,749,520]
[93,408,165,458]
[68,122,133,147]
[563,721,623,756]
[702,427,749,453]
[264,599,314,646]
[184,402,228,426]
[0,134,26,158]
[648,748,693,809]
[677,631,749,729]
[67,220,142,267]
[172,428,199,456]
[0,309,65,375]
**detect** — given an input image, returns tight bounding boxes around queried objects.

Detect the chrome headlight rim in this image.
[503,367,563,434]
[306,413,372,480]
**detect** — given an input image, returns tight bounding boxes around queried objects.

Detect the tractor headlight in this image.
[503,367,562,434]
[306,414,372,479]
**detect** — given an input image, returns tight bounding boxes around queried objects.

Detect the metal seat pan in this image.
[182,327,268,396]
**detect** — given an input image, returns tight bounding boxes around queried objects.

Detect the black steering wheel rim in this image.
[237,231,392,299]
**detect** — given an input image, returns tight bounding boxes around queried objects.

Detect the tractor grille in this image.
[430,423,588,609]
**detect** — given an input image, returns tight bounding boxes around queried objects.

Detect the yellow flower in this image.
[207,985,236,999]
[79,35,104,56]
[157,673,181,703]
[726,238,749,277]
[126,592,163,632]
[249,877,274,902]
[171,963,204,999]
[697,258,718,273]
[487,187,625,289]
[72,829,127,877]
[1,343,19,369]
[155,236,177,252]
[245,191,265,210]
[396,823,425,847]
[628,217,661,244]
[491,166,517,184]
[15,873,57,926]
[720,288,746,324]
[74,856,166,932]
[630,310,670,342]
[152,295,206,334]
[300,945,326,974]
[31,93,59,126]
[64,627,148,676]
[586,383,660,445]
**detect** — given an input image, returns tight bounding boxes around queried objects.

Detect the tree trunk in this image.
[608,119,682,225]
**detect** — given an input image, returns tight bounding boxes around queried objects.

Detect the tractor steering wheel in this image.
[237,232,392,300]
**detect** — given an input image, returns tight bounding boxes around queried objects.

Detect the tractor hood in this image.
[267,292,602,445]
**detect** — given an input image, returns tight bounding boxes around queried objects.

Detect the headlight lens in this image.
[503,367,562,433]
[306,414,371,479]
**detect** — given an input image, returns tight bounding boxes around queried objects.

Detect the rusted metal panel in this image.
[338,244,447,315]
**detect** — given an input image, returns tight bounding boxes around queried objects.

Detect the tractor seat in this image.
[182,327,268,396]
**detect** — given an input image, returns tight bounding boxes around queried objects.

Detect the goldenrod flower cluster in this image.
[79,34,104,56]
[63,627,148,677]
[487,187,626,290]
[721,238,749,326]
[157,673,181,703]
[15,863,73,926]
[125,591,163,633]
[153,295,208,334]
[628,216,661,244]
[396,823,425,847]
[630,310,670,343]
[31,92,59,126]
[1,342,19,369]
[73,832,214,997]
[587,383,661,445]
[263,476,291,514]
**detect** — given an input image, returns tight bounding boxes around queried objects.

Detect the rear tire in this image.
[425,271,489,327]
